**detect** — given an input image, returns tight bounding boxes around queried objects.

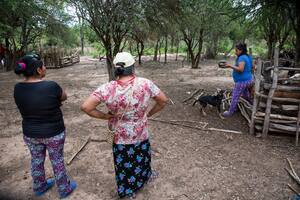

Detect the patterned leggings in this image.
[228,79,253,114]
[23,132,72,195]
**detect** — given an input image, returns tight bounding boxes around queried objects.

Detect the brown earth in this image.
[0,55,299,200]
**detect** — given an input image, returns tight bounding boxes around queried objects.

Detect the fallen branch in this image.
[287,184,300,196]
[149,118,204,130]
[206,127,242,134]
[287,158,300,185]
[169,119,208,127]
[67,137,90,165]
[238,103,251,124]
[194,92,204,100]
[285,167,299,184]
[170,193,193,200]
[149,118,242,134]
[169,98,175,105]
[182,89,202,103]
[239,97,252,109]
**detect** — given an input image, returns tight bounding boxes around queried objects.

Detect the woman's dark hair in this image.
[15,54,43,77]
[235,42,248,56]
[114,62,134,77]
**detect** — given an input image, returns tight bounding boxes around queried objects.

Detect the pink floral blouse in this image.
[92,76,161,144]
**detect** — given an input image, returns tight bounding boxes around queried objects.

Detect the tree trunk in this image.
[175,40,179,61]
[137,41,144,65]
[193,53,201,69]
[164,36,168,64]
[158,40,162,62]
[80,22,84,55]
[5,38,9,49]
[295,17,300,66]
[296,32,300,66]
[267,38,275,60]
[187,48,191,63]
[106,51,115,81]
[21,18,30,53]
[189,46,196,68]
[153,38,159,61]
[170,36,174,53]
[76,8,84,55]
[5,38,18,71]
[101,36,115,81]
[191,30,203,69]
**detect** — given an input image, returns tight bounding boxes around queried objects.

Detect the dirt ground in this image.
[0,55,300,200]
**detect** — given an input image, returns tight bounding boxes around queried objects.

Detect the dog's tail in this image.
[192,100,198,106]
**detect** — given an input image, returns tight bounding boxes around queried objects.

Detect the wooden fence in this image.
[245,48,300,145]
[39,47,80,68]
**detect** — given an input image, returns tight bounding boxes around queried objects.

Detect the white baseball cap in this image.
[113,52,135,68]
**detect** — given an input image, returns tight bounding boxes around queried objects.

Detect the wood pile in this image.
[246,48,300,145]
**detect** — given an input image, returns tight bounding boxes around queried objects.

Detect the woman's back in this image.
[14,81,65,138]
[92,76,160,144]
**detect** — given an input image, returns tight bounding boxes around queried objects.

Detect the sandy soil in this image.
[0,55,299,200]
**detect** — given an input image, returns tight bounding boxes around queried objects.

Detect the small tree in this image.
[72,0,140,80]
[176,0,210,68]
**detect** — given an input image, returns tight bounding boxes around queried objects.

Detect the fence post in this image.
[262,48,279,137]
[250,59,262,135]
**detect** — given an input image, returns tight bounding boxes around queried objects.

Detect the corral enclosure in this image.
[0,56,299,200]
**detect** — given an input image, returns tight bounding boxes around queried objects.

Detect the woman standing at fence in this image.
[223,42,253,117]
[13,54,76,198]
[81,52,168,198]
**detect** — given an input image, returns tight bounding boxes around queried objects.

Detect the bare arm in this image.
[60,90,67,102]
[81,96,114,120]
[226,61,245,73]
[147,91,168,118]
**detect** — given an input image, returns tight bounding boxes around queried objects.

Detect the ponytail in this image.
[15,54,43,77]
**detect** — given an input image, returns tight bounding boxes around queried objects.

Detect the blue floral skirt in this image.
[113,139,152,198]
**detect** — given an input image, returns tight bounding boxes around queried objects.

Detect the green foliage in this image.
[0,0,74,51]
[0,0,297,69]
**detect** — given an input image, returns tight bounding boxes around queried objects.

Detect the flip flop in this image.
[59,181,77,199]
[222,111,232,117]
[128,193,136,199]
[35,178,55,196]
[148,170,159,183]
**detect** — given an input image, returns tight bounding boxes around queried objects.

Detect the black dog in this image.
[192,89,225,118]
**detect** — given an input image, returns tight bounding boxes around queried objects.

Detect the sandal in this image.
[222,111,232,117]
[35,178,55,196]
[59,180,77,199]
[129,193,136,199]
[148,170,159,183]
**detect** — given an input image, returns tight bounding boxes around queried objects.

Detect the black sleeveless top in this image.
[14,81,65,138]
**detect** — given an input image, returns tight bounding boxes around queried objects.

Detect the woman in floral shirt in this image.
[81,52,168,198]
